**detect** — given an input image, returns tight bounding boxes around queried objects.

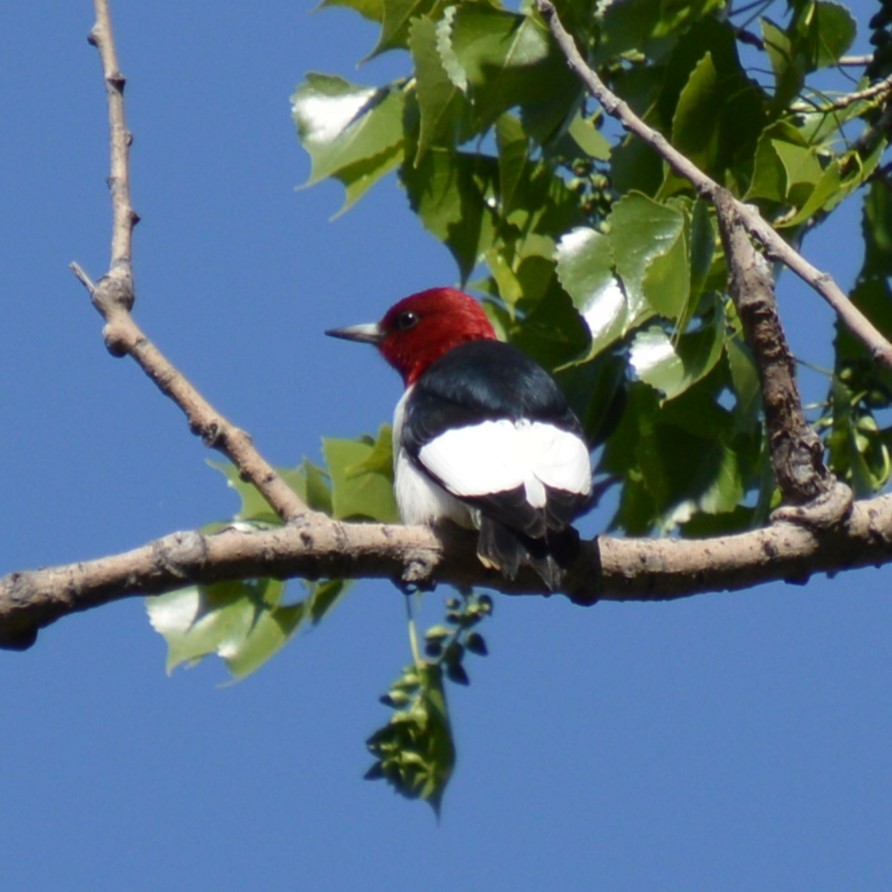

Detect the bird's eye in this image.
[396,311,419,331]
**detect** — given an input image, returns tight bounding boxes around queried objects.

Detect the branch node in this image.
[401,549,438,587]
[771,481,854,532]
[151,531,208,579]
[101,321,132,357]
[93,272,135,313]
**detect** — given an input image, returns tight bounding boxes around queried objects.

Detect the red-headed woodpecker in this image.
[326,288,592,588]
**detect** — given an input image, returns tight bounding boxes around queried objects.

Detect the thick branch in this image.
[71,1,307,523]
[714,190,840,510]
[536,0,892,371]
[3,496,892,649]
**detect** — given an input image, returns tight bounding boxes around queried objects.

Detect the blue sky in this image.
[2,2,890,889]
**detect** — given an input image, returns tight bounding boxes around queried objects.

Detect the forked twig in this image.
[71,0,307,522]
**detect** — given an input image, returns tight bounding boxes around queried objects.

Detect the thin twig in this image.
[89,0,137,278]
[839,54,873,68]
[536,0,892,371]
[792,71,892,113]
[71,0,308,522]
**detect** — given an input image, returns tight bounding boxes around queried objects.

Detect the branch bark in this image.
[4,495,892,649]
[536,0,892,371]
[714,190,841,511]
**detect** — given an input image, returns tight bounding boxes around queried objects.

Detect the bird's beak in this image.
[325,322,384,345]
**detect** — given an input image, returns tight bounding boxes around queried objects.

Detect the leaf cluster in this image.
[366,591,493,812]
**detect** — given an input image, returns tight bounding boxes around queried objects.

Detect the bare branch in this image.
[536,0,892,371]
[88,0,137,280]
[4,494,892,649]
[839,54,874,67]
[714,190,842,512]
[792,72,892,113]
[70,0,307,523]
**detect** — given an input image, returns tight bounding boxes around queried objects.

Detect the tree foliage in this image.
[77,0,892,809]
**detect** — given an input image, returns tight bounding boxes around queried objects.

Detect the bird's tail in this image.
[476,517,580,591]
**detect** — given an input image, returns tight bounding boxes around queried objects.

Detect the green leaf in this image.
[725,335,762,431]
[224,596,305,679]
[317,0,384,21]
[401,148,498,280]
[567,112,611,162]
[610,192,689,321]
[495,114,530,218]
[784,142,886,228]
[208,460,324,527]
[437,5,579,137]
[555,226,627,357]
[603,380,749,533]
[372,0,445,55]
[772,139,823,204]
[147,579,304,679]
[306,578,353,625]
[509,284,591,370]
[366,662,455,814]
[761,17,804,111]
[798,1,856,69]
[671,52,723,173]
[745,121,802,203]
[409,15,465,160]
[330,145,405,214]
[323,429,399,522]
[629,303,725,401]
[687,199,715,309]
[292,74,405,208]
[598,0,725,58]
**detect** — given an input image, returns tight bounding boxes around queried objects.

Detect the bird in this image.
[326,287,592,589]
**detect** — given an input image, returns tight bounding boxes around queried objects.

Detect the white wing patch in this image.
[417,419,591,506]
[394,446,477,528]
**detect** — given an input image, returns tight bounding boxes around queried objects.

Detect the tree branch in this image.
[791,71,892,113]
[536,0,892,371]
[4,493,892,649]
[70,0,307,523]
[714,189,844,515]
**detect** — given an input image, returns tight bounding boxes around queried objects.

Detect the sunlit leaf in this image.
[323,430,399,522]
[410,15,465,160]
[556,226,627,357]
[292,74,405,206]
[147,579,303,679]
[437,4,579,137]
[629,304,725,401]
